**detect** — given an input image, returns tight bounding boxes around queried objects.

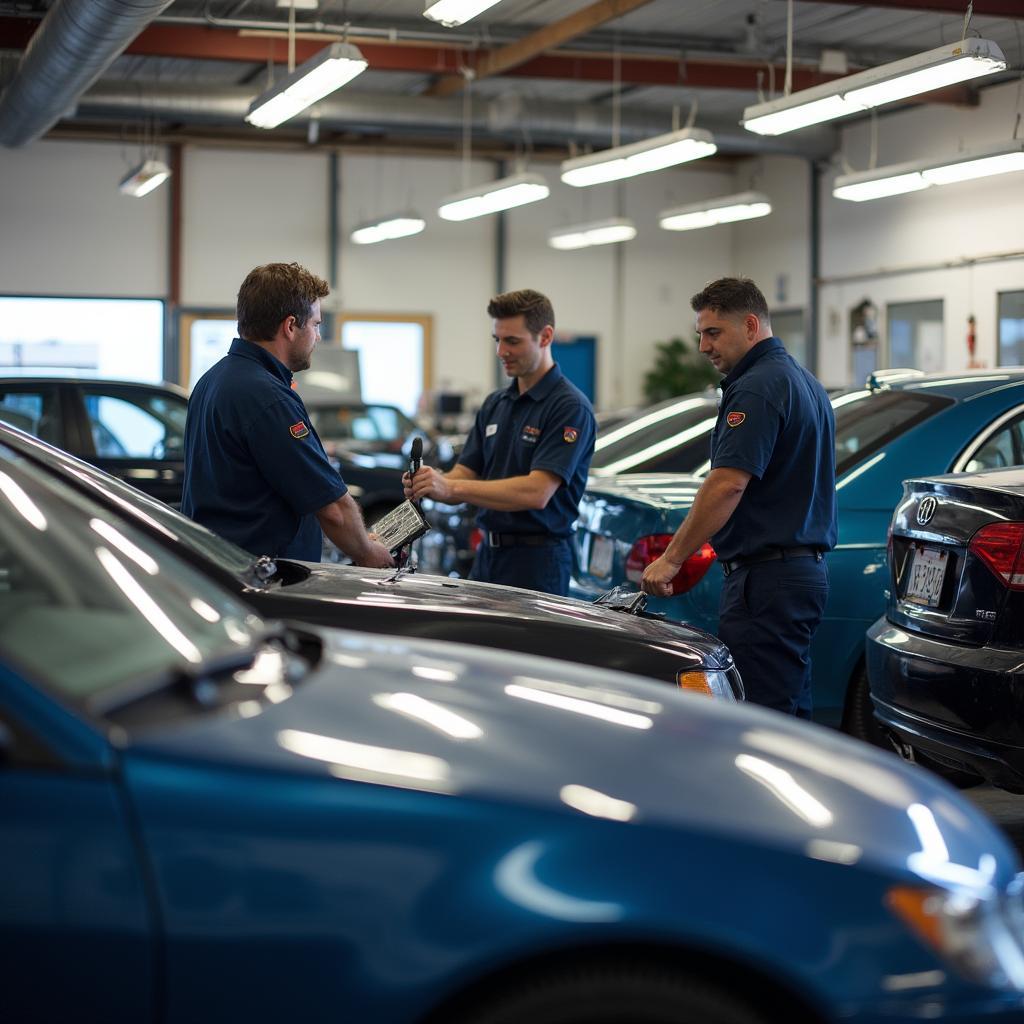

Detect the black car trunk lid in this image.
[888,473,1024,646]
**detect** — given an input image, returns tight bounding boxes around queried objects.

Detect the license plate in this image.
[589,534,614,578]
[905,546,948,607]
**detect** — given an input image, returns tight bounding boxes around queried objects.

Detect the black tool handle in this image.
[408,436,423,508]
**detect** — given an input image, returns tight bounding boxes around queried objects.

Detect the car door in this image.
[0,381,69,449]
[73,384,188,506]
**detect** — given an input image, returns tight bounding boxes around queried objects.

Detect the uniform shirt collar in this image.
[506,362,563,402]
[722,336,783,391]
[229,337,293,386]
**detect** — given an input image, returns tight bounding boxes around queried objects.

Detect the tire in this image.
[451,965,770,1024]
[841,665,889,748]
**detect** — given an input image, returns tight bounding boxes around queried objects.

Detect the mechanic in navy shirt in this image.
[404,289,595,596]
[182,262,393,568]
[641,278,836,717]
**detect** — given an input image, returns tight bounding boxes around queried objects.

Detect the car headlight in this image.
[886,877,1024,991]
[677,669,737,701]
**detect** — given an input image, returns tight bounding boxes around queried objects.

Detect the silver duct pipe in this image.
[0,0,176,148]
[76,82,837,159]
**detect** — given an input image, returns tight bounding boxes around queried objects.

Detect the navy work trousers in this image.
[470,539,573,596]
[717,556,829,718]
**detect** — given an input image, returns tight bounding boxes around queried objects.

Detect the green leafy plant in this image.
[643,336,720,404]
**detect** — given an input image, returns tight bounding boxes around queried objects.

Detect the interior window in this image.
[82,389,187,460]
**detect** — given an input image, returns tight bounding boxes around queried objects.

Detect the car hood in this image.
[274,561,726,659]
[129,629,1017,888]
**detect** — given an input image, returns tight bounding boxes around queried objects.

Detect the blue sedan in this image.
[5,400,1024,1023]
[572,370,1024,738]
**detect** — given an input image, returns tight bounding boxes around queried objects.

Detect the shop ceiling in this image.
[0,0,1020,158]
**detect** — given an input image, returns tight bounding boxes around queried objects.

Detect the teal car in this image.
[572,370,1024,740]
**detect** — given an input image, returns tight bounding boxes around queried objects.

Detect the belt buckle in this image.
[487,531,500,548]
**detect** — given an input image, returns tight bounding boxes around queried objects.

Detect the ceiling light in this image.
[118,159,171,198]
[659,191,772,231]
[246,42,367,129]
[350,215,426,245]
[548,217,637,251]
[743,38,1006,136]
[438,172,549,221]
[560,128,717,188]
[833,140,1024,202]
[423,0,504,27]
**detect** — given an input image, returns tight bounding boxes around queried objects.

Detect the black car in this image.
[0,421,743,702]
[867,467,1024,790]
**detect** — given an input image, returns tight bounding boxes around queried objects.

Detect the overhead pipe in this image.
[74,82,838,159]
[0,0,176,148]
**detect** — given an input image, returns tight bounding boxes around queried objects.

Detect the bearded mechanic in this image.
[405,289,595,596]
[641,277,837,717]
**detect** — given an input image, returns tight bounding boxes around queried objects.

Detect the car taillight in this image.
[624,536,716,595]
[968,522,1024,590]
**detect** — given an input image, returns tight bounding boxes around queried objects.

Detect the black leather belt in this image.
[720,546,824,576]
[486,531,562,548]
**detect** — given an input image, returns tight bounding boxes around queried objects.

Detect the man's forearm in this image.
[664,472,748,564]
[446,473,555,512]
[317,494,375,560]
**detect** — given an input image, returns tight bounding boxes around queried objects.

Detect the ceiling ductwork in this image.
[75,82,837,159]
[0,0,176,148]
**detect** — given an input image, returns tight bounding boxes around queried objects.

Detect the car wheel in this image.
[451,966,770,1024]
[841,665,889,748]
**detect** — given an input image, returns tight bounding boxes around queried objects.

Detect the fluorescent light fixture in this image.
[438,172,549,221]
[350,214,426,245]
[423,0,503,27]
[560,128,717,188]
[548,217,637,251]
[833,140,1024,202]
[743,38,1006,136]
[118,159,172,197]
[246,42,367,129]
[659,191,772,232]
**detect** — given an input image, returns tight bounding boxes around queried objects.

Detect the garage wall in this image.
[0,139,167,297]
[816,78,1024,386]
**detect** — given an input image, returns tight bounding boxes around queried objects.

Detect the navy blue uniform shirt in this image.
[458,364,596,537]
[182,338,346,561]
[710,337,837,561]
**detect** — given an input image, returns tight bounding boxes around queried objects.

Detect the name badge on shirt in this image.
[485,423,498,437]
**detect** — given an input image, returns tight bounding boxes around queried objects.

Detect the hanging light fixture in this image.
[659,191,772,231]
[438,172,550,221]
[560,128,717,188]
[423,0,505,27]
[548,217,637,250]
[742,38,1006,137]
[119,159,172,198]
[350,215,427,245]
[246,42,368,129]
[833,140,1024,202]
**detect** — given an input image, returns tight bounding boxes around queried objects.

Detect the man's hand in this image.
[641,555,682,597]
[404,466,454,504]
[357,538,395,569]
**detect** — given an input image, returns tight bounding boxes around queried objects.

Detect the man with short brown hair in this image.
[183,262,393,568]
[405,288,595,595]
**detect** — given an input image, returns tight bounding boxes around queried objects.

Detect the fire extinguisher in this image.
[967,315,977,365]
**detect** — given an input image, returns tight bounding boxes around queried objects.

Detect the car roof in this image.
[0,374,188,398]
[882,368,1024,401]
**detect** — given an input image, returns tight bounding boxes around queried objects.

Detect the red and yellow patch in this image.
[726,412,746,428]
[289,421,310,439]
[563,427,579,443]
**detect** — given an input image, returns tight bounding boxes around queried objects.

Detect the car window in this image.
[82,388,187,460]
[0,388,62,446]
[0,446,266,704]
[309,406,365,441]
[590,396,719,476]
[964,412,1024,472]
[833,389,954,477]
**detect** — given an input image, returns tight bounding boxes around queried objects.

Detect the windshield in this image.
[590,394,719,475]
[0,447,267,704]
[1,427,254,577]
[309,403,418,444]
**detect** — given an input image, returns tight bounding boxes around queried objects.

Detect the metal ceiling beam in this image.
[428,0,657,98]
[805,0,1024,17]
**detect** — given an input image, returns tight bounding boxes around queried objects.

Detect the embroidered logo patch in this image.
[521,425,541,444]
[289,421,310,439]
[726,412,746,428]
[563,427,579,443]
